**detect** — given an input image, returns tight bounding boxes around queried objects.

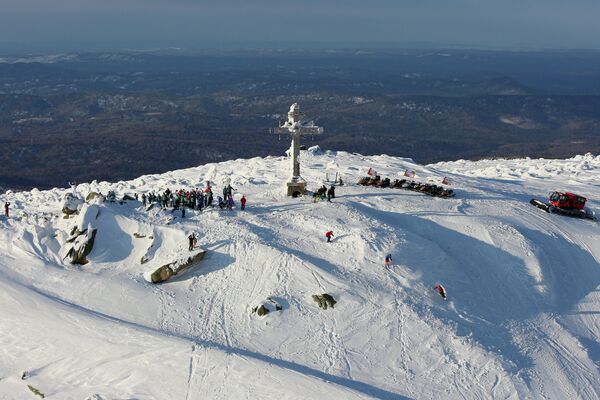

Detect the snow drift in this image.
[0,151,599,399]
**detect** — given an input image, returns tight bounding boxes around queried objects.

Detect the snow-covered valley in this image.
[1,150,599,399]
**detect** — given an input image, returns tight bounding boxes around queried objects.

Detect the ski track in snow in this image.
[1,150,600,399]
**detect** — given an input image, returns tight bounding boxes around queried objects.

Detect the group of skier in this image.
[312,185,336,203]
[141,183,247,215]
[382,253,446,299]
[325,237,447,299]
[142,187,213,211]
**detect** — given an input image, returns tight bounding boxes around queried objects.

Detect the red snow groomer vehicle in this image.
[530,192,596,220]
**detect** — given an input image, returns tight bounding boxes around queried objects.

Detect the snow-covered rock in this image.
[61,192,84,215]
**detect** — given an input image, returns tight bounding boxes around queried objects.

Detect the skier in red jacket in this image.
[325,231,334,243]
[434,284,447,300]
[240,195,247,210]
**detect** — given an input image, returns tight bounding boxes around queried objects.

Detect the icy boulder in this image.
[307,145,322,154]
[68,225,97,265]
[251,297,283,317]
[76,204,100,232]
[62,204,101,265]
[148,250,207,283]
[150,264,174,283]
[62,192,84,215]
[65,221,97,265]
[85,191,105,204]
[312,293,337,309]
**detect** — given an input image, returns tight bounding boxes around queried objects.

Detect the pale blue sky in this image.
[1,0,599,50]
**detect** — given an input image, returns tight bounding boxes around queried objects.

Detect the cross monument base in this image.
[286,179,307,197]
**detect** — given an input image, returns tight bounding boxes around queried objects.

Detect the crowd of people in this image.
[139,182,248,217]
[312,185,336,203]
[142,187,209,210]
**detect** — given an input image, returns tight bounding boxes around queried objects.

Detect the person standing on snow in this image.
[240,195,247,210]
[434,284,447,300]
[325,230,334,243]
[197,191,204,211]
[384,254,393,267]
[225,184,234,201]
[223,186,229,202]
[188,233,196,251]
[205,189,213,207]
[327,185,336,202]
[4,202,9,217]
[320,185,327,200]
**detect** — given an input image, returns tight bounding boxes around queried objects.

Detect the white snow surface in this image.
[1,150,600,399]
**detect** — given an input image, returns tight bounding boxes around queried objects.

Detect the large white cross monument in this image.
[272,103,324,196]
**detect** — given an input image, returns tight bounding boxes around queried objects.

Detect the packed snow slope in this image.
[1,150,600,400]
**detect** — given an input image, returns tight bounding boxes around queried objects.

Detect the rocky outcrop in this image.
[65,227,97,265]
[64,204,100,265]
[150,264,174,283]
[85,191,105,203]
[150,250,207,283]
[251,297,283,317]
[312,293,337,309]
[62,192,84,215]
[27,385,45,398]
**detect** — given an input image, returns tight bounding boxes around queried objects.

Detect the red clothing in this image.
[325,231,334,238]
[241,196,247,205]
[434,284,446,298]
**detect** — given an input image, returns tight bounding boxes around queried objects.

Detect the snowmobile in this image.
[530,191,596,220]
[359,176,455,198]
[357,176,379,186]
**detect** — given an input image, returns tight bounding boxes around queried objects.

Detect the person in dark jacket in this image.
[223,186,229,201]
[327,185,335,202]
[188,233,196,251]
[4,202,9,217]
[319,185,327,200]
[384,253,392,267]
[197,191,204,210]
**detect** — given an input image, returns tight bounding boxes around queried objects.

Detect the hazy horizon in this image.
[1,0,599,53]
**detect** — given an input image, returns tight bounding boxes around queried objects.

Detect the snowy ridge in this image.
[1,150,599,399]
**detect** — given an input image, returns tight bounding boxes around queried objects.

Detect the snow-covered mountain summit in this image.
[1,150,599,399]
